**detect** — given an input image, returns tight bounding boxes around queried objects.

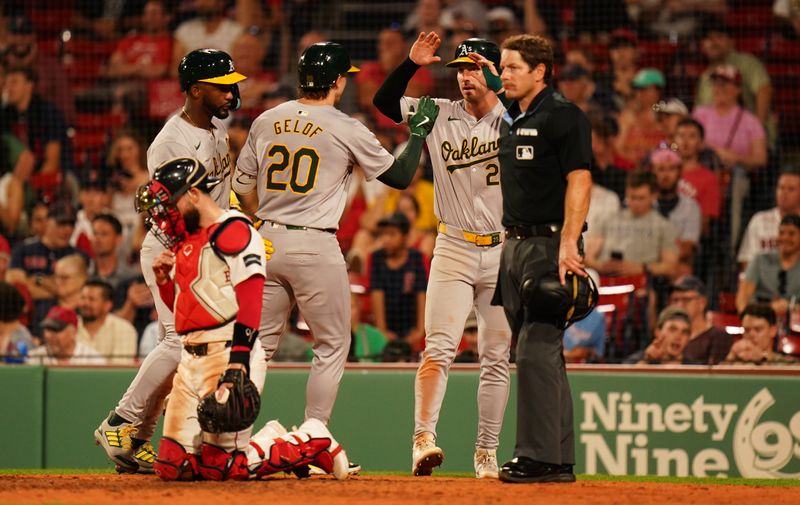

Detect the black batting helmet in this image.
[298,42,360,90]
[178,49,247,110]
[446,38,501,68]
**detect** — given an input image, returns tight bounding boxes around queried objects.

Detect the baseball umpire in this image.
[490,35,594,483]
[94,49,265,473]
[140,157,348,481]
[233,42,438,427]
[373,33,511,478]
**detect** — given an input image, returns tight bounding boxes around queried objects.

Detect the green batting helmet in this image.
[298,42,360,90]
[446,38,501,68]
[179,49,247,109]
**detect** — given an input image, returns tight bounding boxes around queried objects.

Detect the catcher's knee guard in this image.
[198,443,250,481]
[154,437,199,481]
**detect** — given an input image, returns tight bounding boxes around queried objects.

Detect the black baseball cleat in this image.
[499,457,576,484]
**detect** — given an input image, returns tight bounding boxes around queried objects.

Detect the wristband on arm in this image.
[229,321,258,369]
[482,66,503,93]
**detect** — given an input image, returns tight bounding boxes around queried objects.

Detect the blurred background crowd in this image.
[1,0,799,366]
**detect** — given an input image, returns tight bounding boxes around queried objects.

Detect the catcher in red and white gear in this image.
[139,157,349,481]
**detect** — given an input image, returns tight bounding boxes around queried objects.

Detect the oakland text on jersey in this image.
[441,136,499,172]
[211,149,232,182]
[273,118,324,138]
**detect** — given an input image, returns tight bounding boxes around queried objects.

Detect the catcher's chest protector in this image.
[173,226,238,333]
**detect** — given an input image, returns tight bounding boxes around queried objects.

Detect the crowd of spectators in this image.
[1,0,799,366]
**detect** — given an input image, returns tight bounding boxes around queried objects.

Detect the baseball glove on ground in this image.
[197,368,261,433]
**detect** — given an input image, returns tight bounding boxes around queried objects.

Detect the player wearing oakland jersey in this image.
[234,42,438,425]
[94,49,248,474]
[373,33,511,479]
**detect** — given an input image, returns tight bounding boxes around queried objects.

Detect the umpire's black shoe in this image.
[559,464,577,483]
[499,457,576,484]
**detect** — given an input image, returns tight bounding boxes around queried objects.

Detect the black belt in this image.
[267,221,336,234]
[505,223,588,240]
[184,341,231,357]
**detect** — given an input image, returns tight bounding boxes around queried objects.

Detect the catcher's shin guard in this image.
[247,436,312,477]
[245,420,325,478]
[197,443,250,481]
[154,438,199,481]
[296,418,349,480]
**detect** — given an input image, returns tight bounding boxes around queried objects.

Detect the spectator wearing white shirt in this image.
[586,183,620,235]
[77,279,138,365]
[738,168,800,268]
[27,306,105,365]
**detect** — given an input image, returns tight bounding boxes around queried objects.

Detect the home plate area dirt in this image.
[0,474,796,505]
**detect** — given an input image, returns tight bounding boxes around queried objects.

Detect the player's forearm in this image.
[373,57,419,123]
[234,275,264,329]
[562,170,592,243]
[377,135,425,189]
[157,280,175,310]
[229,274,265,367]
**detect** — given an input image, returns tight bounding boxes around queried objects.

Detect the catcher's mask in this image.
[135,157,221,249]
[521,271,598,329]
[135,180,187,250]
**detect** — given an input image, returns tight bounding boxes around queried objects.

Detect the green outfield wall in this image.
[1,365,798,478]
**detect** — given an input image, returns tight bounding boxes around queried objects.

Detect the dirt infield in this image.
[0,474,797,505]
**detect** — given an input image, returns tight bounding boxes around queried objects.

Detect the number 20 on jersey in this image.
[265,144,320,194]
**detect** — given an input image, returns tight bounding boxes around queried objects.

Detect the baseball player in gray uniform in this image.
[94,49,259,473]
[373,33,511,478]
[233,42,438,425]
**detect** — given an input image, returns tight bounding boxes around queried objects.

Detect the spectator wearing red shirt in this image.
[356,27,434,143]
[675,118,721,227]
[107,0,173,81]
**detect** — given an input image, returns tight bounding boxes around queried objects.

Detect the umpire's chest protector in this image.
[173,226,238,334]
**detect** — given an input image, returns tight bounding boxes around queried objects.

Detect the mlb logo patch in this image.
[516,145,534,160]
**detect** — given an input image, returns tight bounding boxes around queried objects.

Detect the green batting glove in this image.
[408,96,439,138]
[482,66,503,93]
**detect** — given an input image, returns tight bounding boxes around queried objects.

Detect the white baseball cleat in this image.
[412,432,444,476]
[474,448,499,479]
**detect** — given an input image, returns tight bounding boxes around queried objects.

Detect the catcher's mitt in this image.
[197,368,261,433]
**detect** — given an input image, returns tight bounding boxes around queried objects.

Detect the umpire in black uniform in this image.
[491,35,592,483]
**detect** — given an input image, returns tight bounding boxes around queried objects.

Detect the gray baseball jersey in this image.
[111,113,233,442]
[147,114,233,208]
[236,100,394,229]
[400,97,505,233]
[400,96,511,459]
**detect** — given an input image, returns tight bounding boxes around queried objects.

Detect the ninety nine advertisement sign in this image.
[570,372,800,478]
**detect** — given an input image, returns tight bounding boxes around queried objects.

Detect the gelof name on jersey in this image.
[273,118,324,138]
